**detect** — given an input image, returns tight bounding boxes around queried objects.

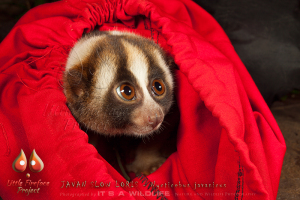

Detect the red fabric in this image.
[0,0,286,199]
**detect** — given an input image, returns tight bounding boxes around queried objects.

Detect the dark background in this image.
[0,0,299,199]
[195,0,300,105]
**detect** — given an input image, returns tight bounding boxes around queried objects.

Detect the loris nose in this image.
[147,110,163,129]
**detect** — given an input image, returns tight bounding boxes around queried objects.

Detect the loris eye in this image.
[152,79,165,96]
[116,83,135,101]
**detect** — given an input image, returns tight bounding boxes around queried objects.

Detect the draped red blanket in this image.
[0,0,285,199]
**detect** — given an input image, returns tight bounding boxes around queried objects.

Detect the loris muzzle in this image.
[63,30,177,176]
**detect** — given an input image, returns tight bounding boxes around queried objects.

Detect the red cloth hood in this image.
[0,0,285,199]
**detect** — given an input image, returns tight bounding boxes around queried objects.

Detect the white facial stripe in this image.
[152,49,174,91]
[93,53,117,99]
[121,40,151,98]
[65,35,105,72]
[66,34,117,102]
[110,30,133,36]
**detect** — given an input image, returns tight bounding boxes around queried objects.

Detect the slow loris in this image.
[63,30,178,177]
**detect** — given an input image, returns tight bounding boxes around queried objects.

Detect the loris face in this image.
[64,31,174,136]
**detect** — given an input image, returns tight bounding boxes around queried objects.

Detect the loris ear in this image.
[64,69,86,101]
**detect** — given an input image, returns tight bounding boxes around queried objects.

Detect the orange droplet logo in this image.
[29,149,44,173]
[12,149,27,172]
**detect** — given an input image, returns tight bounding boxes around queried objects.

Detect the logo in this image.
[8,149,49,196]
[12,149,44,173]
